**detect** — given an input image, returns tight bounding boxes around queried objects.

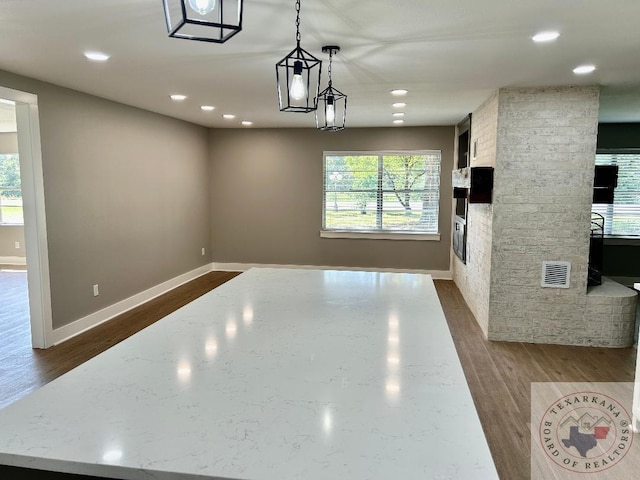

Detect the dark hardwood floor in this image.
[0,269,637,479]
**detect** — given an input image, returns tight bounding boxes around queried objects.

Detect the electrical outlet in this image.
[15,241,20,249]
[201,247,206,256]
[93,284,99,297]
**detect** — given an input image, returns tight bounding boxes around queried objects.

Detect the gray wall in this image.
[209,127,454,271]
[0,225,25,258]
[0,69,212,329]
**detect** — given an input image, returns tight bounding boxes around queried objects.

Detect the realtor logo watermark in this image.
[532,383,637,478]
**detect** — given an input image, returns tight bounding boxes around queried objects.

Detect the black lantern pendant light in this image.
[275,0,322,113]
[315,46,347,131]
[162,0,243,43]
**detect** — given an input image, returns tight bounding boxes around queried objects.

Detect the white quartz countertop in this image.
[0,268,498,479]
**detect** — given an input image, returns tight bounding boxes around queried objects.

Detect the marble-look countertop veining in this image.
[0,268,498,479]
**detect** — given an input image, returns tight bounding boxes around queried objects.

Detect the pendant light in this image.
[162,0,243,43]
[275,0,322,113]
[315,46,347,131]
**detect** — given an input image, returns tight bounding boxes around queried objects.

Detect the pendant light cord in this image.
[295,0,301,46]
[327,49,333,87]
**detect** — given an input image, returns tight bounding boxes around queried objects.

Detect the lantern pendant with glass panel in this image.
[162,0,243,43]
[275,0,322,113]
[315,46,347,131]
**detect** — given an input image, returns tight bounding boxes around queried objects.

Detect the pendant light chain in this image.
[295,0,301,45]
[327,49,333,87]
[275,0,322,113]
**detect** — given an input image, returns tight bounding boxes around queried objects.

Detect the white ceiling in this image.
[0,0,639,132]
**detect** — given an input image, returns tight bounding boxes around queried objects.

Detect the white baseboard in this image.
[51,262,451,346]
[51,263,214,346]
[212,262,452,279]
[0,255,26,265]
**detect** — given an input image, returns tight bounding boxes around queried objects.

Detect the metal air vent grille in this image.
[541,261,571,288]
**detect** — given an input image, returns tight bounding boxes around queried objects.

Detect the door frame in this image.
[1,85,52,348]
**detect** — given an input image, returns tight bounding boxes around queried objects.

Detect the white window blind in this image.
[323,151,441,234]
[593,152,640,236]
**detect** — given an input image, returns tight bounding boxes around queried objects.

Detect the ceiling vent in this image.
[541,261,571,288]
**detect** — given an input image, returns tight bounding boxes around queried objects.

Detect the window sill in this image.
[320,230,440,241]
[0,223,24,227]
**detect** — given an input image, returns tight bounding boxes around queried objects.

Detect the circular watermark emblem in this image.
[539,391,633,473]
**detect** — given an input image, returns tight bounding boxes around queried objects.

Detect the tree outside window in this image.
[323,151,441,234]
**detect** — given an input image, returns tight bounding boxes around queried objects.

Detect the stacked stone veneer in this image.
[451,92,498,337]
[453,85,638,347]
[635,346,640,431]
[584,278,637,347]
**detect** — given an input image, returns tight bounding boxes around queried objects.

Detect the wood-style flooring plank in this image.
[0,270,240,409]
[433,279,638,480]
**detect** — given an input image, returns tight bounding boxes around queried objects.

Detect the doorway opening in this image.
[0,85,52,348]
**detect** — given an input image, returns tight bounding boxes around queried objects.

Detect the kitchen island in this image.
[0,268,498,479]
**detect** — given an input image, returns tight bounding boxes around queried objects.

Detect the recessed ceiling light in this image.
[392,102,406,108]
[201,105,215,111]
[392,112,405,117]
[223,114,236,119]
[241,121,253,126]
[0,99,15,105]
[390,89,408,96]
[393,119,404,125]
[532,31,560,43]
[573,64,596,75]
[84,51,110,62]
[170,94,187,101]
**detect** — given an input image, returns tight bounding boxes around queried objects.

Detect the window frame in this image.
[593,148,640,239]
[321,150,442,241]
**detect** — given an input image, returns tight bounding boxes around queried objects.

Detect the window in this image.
[593,151,640,236]
[0,153,23,225]
[322,151,441,239]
